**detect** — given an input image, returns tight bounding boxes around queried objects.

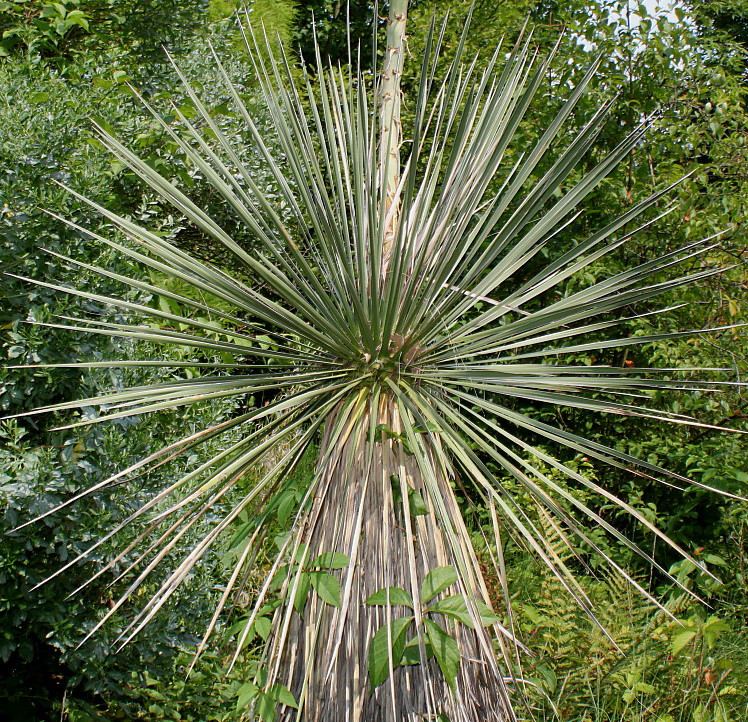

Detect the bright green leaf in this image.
[309,571,341,607]
[427,595,473,627]
[368,616,413,690]
[270,684,298,709]
[256,691,275,722]
[365,587,414,608]
[292,572,311,613]
[421,566,458,603]
[309,552,350,570]
[254,616,271,641]
[671,630,697,656]
[424,619,460,692]
[236,682,258,710]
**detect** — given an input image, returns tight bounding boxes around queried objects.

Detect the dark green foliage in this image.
[407,4,748,718]
[0,407,231,719]
[692,0,748,50]
[0,15,260,718]
[292,0,376,69]
[0,0,208,61]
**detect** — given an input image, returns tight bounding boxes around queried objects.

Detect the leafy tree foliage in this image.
[0,0,208,60]
[0,8,265,718]
[692,0,748,50]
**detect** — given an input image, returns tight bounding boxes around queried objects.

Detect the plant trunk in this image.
[274,397,512,721]
[267,4,514,719]
[379,0,408,266]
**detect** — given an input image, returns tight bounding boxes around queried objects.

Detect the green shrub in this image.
[510,520,748,721]
[0,0,208,61]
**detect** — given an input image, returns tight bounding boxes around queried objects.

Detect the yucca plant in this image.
[9,3,744,721]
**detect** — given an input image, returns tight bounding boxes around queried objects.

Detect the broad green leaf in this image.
[704,616,730,634]
[292,572,311,613]
[703,616,730,647]
[421,566,458,603]
[424,591,501,628]
[533,663,557,693]
[309,552,350,570]
[427,594,473,627]
[254,616,271,641]
[226,617,251,639]
[274,533,290,552]
[236,682,258,710]
[407,487,429,516]
[367,616,414,690]
[276,491,297,527]
[424,619,461,692]
[256,691,275,722]
[309,571,341,607]
[270,564,290,592]
[365,587,414,608]
[270,684,298,709]
[255,667,268,688]
[671,630,697,656]
[400,636,432,665]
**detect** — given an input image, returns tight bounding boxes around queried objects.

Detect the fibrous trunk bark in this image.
[274,397,512,721]
[379,0,408,266]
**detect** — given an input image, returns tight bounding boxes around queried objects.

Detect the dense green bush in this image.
[0,15,261,718]
[407,3,748,719]
[510,527,747,721]
[0,0,208,61]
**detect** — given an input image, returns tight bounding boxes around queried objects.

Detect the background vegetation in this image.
[1,0,747,720]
